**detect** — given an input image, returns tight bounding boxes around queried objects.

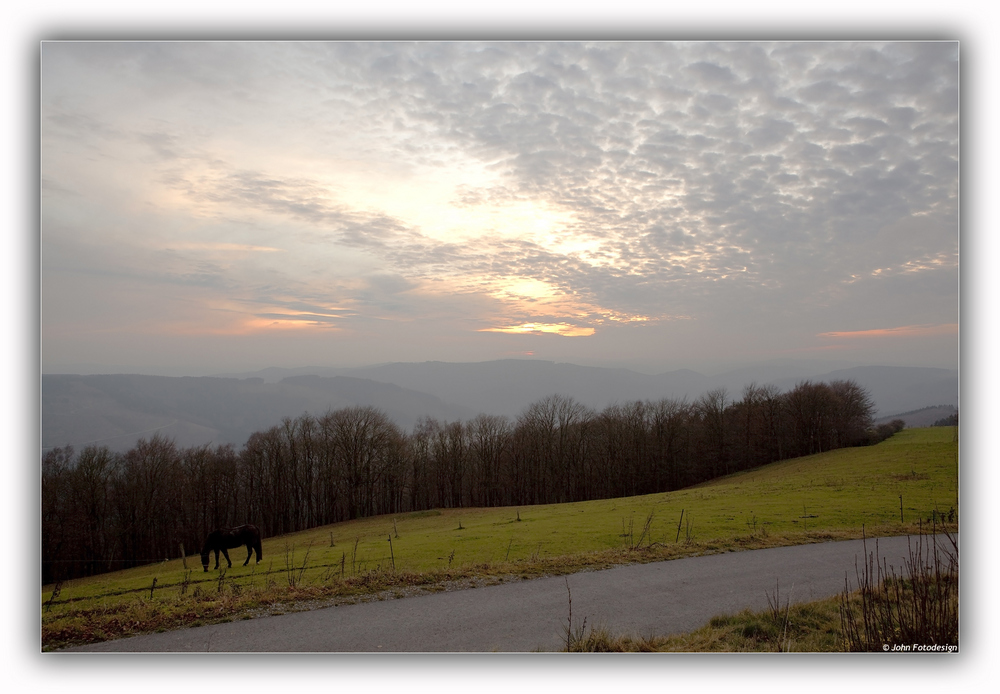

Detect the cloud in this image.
[818,324,958,339]
[480,323,596,337]
[41,41,959,371]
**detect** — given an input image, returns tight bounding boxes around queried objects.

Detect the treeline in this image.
[42,379,887,584]
[933,412,959,427]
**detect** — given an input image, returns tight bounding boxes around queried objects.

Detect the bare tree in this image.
[697,388,730,477]
[829,380,876,448]
[467,414,511,507]
[648,398,691,491]
[40,379,889,581]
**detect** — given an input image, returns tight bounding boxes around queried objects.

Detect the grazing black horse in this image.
[201,524,262,572]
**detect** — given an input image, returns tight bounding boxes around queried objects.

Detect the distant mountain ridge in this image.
[222,359,959,420]
[873,405,958,428]
[766,365,959,419]
[44,360,958,455]
[42,373,473,453]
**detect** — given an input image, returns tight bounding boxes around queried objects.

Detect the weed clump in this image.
[839,529,958,652]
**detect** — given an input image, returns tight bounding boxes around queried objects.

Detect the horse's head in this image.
[201,548,210,572]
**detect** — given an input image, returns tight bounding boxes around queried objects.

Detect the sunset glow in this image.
[40,41,958,374]
[818,324,959,339]
[481,323,596,337]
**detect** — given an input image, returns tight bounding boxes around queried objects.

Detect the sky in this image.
[11,3,994,688]
[40,40,959,375]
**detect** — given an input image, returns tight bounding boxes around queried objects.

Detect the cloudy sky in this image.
[41,41,959,375]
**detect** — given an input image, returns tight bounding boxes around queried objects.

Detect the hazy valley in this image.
[42,359,958,454]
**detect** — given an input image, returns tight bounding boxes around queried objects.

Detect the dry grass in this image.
[565,527,959,653]
[565,595,846,652]
[839,529,958,652]
[42,427,958,651]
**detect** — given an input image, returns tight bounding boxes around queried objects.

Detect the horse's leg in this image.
[214,549,221,570]
[222,548,232,568]
[244,542,252,566]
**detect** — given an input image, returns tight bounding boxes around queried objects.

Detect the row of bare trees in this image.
[42,379,884,583]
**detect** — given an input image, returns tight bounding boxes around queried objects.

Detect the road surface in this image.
[63,534,946,652]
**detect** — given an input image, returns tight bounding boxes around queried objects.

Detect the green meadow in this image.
[42,427,958,650]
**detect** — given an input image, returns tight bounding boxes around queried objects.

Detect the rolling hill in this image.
[42,373,474,453]
[43,359,958,454]
[222,360,958,421]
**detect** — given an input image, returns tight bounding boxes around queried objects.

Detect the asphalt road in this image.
[63,534,947,653]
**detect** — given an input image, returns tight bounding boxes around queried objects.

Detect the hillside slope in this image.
[224,360,958,419]
[43,360,958,453]
[42,373,474,453]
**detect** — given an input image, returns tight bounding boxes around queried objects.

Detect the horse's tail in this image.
[253,528,263,561]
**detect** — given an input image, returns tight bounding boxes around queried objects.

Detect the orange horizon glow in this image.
[480,322,596,337]
[242,318,340,331]
[151,316,343,336]
[818,323,958,339]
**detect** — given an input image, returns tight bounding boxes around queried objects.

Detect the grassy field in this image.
[564,592,850,652]
[41,426,958,650]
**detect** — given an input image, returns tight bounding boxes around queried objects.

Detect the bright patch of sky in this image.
[41,41,959,374]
